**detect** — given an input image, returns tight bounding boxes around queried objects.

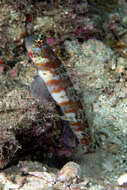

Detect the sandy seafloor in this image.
[0,0,127,189]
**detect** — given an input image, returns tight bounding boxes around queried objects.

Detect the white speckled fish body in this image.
[25,35,90,153]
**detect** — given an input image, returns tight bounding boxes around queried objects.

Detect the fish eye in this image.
[35,39,43,47]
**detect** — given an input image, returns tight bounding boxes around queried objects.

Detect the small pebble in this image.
[117,173,127,186]
[0,64,5,73]
[0,172,6,182]
[9,68,18,77]
[57,161,81,182]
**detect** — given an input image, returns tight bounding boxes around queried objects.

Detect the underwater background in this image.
[0,0,127,189]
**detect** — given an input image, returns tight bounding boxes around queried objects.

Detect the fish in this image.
[25,35,91,154]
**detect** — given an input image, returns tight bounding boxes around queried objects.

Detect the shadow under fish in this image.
[30,76,78,156]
